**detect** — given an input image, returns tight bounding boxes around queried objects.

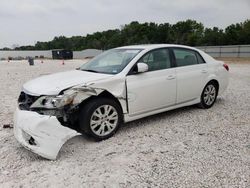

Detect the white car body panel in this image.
[14,108,80,160]
[23,70,113,96]
[124,97,200,122]
[126,68,176,115]
[176,63,208,103]
[14,44,229,159]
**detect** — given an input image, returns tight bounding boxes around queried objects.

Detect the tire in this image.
[199,82,218,109]
[79,97,122,141]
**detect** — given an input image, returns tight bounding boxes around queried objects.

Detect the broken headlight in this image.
[30,90,77,109]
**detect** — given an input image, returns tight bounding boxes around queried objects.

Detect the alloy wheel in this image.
[203,84,216,106]
[90,105,118,136]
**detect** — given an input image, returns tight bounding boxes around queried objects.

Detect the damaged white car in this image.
[14,44,229,160]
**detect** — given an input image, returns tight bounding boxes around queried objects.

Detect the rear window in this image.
[173,48,205,67]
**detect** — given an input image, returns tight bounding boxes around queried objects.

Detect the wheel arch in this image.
[98,90,124,112]
[206,79,219,92]
[78,90,126,115]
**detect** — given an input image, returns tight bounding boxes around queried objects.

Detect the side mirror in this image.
[137,63,148,73]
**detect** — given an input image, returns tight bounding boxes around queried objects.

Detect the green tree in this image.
[201,27,225,45]
[172,19,204,45]
[7,19,250,51]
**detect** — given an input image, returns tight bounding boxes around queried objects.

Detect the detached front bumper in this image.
[14,108,80,160]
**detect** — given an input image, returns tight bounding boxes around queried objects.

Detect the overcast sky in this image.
[1,0,249,48]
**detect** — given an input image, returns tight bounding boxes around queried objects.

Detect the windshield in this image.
[80,49,142,74]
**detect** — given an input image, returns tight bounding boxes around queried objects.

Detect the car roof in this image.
[116,44,199,51]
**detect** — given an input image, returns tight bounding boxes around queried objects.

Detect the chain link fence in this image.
[197,45,250,58]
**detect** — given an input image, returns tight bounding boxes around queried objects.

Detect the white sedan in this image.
[14,44,229,159]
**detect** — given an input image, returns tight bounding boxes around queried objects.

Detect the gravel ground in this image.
[0,60,249,187]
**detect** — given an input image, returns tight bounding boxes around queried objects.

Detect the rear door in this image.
[172,48,208,104]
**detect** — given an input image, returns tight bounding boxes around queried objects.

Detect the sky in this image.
[0,0,250,48]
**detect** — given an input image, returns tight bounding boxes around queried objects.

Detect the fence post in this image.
[238,45,240,58]
[219,46,222,58]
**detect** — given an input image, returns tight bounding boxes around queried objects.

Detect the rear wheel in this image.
[199,82,218,109]
[79,97,122,141]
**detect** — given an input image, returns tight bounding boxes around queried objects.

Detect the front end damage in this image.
[14,108,80,160]
[14,82,127,160]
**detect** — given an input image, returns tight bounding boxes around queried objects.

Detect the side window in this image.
[173,49,198,67]
[139,49,171,71]
[196,52,206,64]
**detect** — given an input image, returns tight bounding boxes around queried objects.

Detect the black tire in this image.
[79,97,122,141]
[198,82,218,109]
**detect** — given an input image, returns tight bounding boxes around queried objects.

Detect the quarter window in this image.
[196,53,206,64]
[173,49,199,67]
[139,49,171,71]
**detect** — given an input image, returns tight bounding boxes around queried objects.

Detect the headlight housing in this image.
[30,90,77,109]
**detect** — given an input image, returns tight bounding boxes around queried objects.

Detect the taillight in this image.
[223,64,229,71]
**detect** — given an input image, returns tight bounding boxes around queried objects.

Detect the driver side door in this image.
[126,48,176,116]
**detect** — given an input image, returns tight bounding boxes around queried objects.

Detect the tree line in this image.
[2,19,250,51]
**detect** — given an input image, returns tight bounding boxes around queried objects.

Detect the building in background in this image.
[0,50,52,60]
[73,49,102,59]
[52,49,73,60]
[0,49,102,60]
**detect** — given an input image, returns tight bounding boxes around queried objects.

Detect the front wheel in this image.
[199,82,218,109]
[79,98,122,141]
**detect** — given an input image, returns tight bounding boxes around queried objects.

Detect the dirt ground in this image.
[0,59,249,187]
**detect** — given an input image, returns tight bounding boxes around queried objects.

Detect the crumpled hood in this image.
[22,70,113,96]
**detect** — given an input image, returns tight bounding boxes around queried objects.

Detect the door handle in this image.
[166,75,175,80]
[201,70,208,73]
